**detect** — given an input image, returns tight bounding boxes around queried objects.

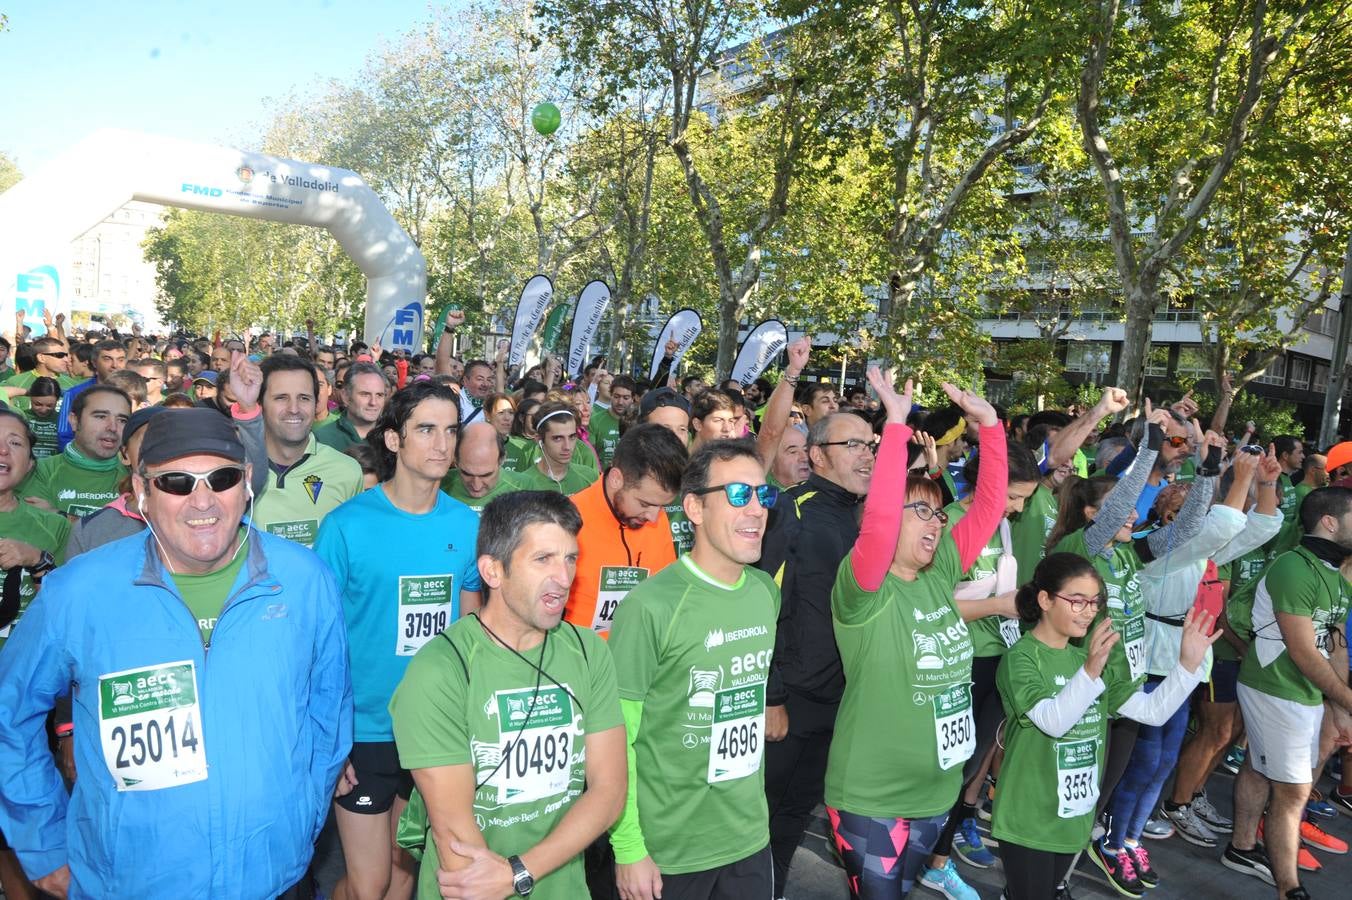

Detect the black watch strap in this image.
[509,854,534,896]
[31,550,56,575]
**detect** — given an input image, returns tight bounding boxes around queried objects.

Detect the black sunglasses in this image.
[691,482,778,509]
[150,466,246,496]
[38,350,69,359]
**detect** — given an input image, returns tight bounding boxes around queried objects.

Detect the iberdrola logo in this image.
[303,474,323,504]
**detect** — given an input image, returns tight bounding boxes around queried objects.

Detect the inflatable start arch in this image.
[0,128,427,351]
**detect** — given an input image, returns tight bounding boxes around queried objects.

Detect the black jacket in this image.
[757,473,863,706]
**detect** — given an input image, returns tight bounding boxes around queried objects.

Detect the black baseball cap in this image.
[139,408,246,467]
[639,387,691,419]
[122,406,169,446]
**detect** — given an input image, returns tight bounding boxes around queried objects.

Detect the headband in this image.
[934,417,967,447]
[535,409,575,431]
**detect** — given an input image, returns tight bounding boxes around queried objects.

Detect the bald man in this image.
[441,421,520,513]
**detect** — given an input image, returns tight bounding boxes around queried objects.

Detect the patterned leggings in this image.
[826,806,948,899]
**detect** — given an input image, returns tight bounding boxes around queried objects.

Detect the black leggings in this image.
[1001,841,1075,900]
[932,653,1005,857]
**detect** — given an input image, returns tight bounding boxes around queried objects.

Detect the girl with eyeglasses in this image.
[823,367,1008,900]
[992,553,1218,900]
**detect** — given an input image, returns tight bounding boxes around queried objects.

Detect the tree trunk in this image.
[1116,281,1157,405]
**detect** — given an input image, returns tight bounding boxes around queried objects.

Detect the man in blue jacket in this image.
[0,408,353,899]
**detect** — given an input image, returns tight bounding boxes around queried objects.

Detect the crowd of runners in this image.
[0,310,1348,900]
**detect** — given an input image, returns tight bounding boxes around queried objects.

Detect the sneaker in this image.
[1258,818,1322,872]
[1159,804,1219,848]
[1055,884,1075,900]
[1127,843,1158,889]
[919,859,979,900]
[1222,744,1246,775]
[1285,888,1310,900]
[1331,787,1352,815]
[1307,789,1338,821]
[1088,840,1146,897]
[1300,818,1348,854]
[953,818,997,868]
[976,779,995,822]
[1221,843,1275,886]
[1191,791,1233,833]
[1141,816,1174,840]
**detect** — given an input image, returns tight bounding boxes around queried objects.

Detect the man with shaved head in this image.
[441,421,519,514]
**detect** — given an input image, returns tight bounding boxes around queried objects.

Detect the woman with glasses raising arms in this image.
[992,554,1219,899]
[822,367,1008,900]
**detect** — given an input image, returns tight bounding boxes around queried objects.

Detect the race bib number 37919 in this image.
[98,661,207,792]
[397,574,453,656]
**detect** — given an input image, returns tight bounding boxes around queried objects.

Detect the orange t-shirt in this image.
[566,478,676,637]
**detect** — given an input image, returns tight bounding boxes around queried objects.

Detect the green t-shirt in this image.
[314,415,364,453]
[993,634,1106,853]
[826,536,975,819]
[21,452,127,518]
[1072,448,1089,479]
[1239,546,1352,706]
[945,501,1020,657]
[0,500,72,649]
[608,556,780,874]
[1216,546,1271,662]
[504,435,536,473]
[590,406,622,469]
[169,540,248,645]
[252,438,365,547]
[663,502,694,556]
[24,411,59,460]
[513,462,598,496]
[1054,530,1146,709]
[389,616,623,900]
[1011,484,1058,584]
[440,468,520,514]
[513,441,601,478]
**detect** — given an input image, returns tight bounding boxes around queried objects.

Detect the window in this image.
[1065,341,1113,375]
[1145,346,1169,377]
[1315,363,1329,393]
[1176,347,1210,377]
[1290,357,1311,391]
[1255,355,1287,386]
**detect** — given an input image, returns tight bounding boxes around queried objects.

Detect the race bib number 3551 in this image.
[708,682,765,784]
[98,661,206,792]
[397,574,453,656]
[1055,738,1099,818]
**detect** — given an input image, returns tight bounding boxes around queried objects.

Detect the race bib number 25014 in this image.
[98,661,206,792]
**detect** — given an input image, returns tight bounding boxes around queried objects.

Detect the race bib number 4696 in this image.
[397,574,453,656]
[708,682,765,783]
[98,661,206,792]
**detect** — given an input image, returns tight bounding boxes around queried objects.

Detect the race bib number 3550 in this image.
[98,661,206,792]
[708,682,765,783]
[932,683,976,770]
[397,574,453,656]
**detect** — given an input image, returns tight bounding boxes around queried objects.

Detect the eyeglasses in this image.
[38,350,68,359]
[1163,435,1191,448]
[691,482,779,509]
[149,466,246,496]
[1053,593,1103,613]
[818,438,880,454]
[904,501,949,524]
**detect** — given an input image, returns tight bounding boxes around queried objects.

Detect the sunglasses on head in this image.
[691,482,779,509]
[149,465,246,496]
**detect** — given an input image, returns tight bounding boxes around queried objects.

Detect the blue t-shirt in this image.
[1134,479,1165,523]
[315,485,482,740]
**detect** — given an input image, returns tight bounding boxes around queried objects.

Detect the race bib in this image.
[98,661,207,792]
[1055,738,1099,818]
[999,617,1022,648]
[708,682,765,783]
[1123,615,1146,681]
[591,566,647,634]
[397,574,453,656]
[932,683,976,770]
[489,686,576,805]
[265,519,318,546]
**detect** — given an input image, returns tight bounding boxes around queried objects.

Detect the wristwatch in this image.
[30,550,56,578]
[508,855,534,896]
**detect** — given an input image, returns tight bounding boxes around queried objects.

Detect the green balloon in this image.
[531,102,562,136]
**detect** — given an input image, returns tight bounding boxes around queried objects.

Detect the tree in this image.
[0,150,20,193]
[1075,0,1352,404]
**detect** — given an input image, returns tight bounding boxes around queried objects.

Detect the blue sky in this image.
[0,0,437,173]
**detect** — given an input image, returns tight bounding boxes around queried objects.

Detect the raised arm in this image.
[850,368,913,592]
[755,337,809,472]
[1142,436,1225,560]
[1083,403,1166,556]
[435,309,466,376]
[1046,387,1129,470]
[942,383,1006,572]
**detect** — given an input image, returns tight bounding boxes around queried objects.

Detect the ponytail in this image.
[1044,474,1116,552]
[1018,553,1104,624]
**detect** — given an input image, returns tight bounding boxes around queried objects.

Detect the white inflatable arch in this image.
[0,128,427,351]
